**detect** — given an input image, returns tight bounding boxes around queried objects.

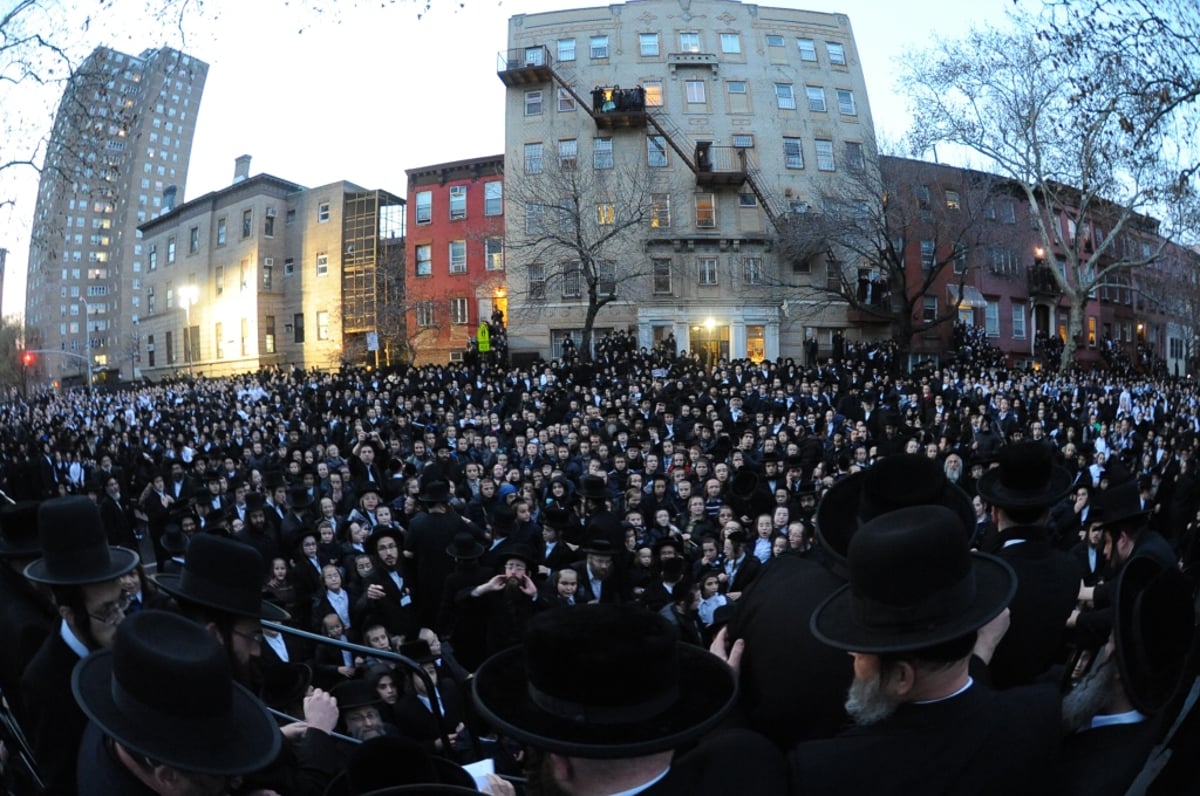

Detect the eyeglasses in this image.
[232,628,264,645]
[89,592,132,626]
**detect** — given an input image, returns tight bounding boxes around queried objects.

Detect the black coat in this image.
[644,729,787,796]
[0,564,55,701]
[789,683,1061,795]
[1054,716,1162,796]
[20,625,87,795]
[391,675,469,756]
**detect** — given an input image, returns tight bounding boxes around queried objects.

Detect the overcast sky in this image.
[0,0,1017,320]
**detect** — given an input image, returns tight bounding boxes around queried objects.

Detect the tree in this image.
[904,20,1200,370]
[505,149,663,362]
[771,147,1005,360]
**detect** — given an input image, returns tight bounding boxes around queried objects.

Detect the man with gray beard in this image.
[789,506,1062,795]
[1055,555,1193,795]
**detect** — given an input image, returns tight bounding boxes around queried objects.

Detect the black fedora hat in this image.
[417,480,452,504]
[368,527,403,559]
[497,542,537,571]
[811,505,1016,654]
[331,679,382,713]
[1114,555,1195,714]
[356,480,384,500]
[472,604,736,758]
[287,486,315,511]
[815,454,974,565]
[581,538,616,557]
[245,492,267,513]
[152,534,289,622]
[975,441,1073,511]
[1095,480,1153,529]
[577,475,610,501]
[444,532,484,560]
[24,497,139,585]
[72,610,281,776]
[0,500,41,559]
[397,639,436,664]
[541,505,573,532]
[160,523,188,556]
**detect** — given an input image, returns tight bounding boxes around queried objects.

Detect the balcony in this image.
[590,86,648,129]
[1027,264,1062,297]
[497,46,553,86]
[667,52,720,76]
[695,144,749,186]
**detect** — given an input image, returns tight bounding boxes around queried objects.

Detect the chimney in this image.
[233,155,252,184]
[162,185,177,213]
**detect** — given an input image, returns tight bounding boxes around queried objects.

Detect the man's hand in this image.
[474,575,507,596]
[520,574,539,597]
[302,688,339,735]
[708,626,745,675]
[972,607,1011,664]
[366,583,386,601]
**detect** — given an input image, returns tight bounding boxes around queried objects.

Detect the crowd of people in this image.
[1,328,1199,794]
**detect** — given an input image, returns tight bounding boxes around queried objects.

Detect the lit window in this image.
[945,190,961,211]
[644,81,664,107]
[695,194,716,228]
[651,193,671,228]
[597,204,615,225]
[775,83,795,109]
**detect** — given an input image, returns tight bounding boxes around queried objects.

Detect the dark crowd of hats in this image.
[1,336,1200,794]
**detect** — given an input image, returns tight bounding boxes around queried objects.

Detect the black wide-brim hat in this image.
[975,441,1073,510]
[417,480,452,504]
[473,604,736,759]
[496,542,537,571]
[72,610,281,776]
[445,532,484,560]
[1114,555,1195,714]
[1096,480,1153,529]
[153,534,289,623]
[24,497,140,585]
[811,505,1017,654]
[0,500,41,559]
[815,454,974,565]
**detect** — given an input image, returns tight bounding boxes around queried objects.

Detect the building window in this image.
[680,32,700,52]
[1001,202,1017,223]
[597,203,616,225]
[450,298,469,325]
[166,286,175,309]
[775,83,796,109]
[945,190,961,211]
[732,133,753,149]
[827,42,847,65]
[594,138,613,169]
[720,33,741,53]
[262,263,273,290]
[148,245,157,271]
[284,257,295,276]
[797,38,817,61]
[286,208,296,224]
[415,191,432,223]
[766,34,785,47]
[316,253,329,277]
[264,315,276,354]
[528,263,546,300]
[598,260,616,296]
[590,35,609,59]
[558,139,577,170]
[449,240,466,273]
[166,331,175,364]
[644,81,663,107]
[484,181,503,216]
[743,256,763,284]
[698,257,719,285]
[524,90,543,116]
[783,137,804,169]
[524,143,544,174]
[985,301,1000,336]
[525,202,544,234]
[806,86,826,112]
[653,258,672,294]
[647,135,668,167]
[264,215,274,237]
[293,313,304,343]
[651,193,671,228]
[836,89,856,115]
[562,262,582,298]
[241,209,252,238]
[739,193,758,207]
[923,297,938,324]
[1012,304,1026,339]
[188,226,199,254]
[166,237,176,264]
[557,88,575,112]
[640,33,659,57]
[486,238,504,270]
[845,141,865,172]
[953,243,969,273]
[815,139,835,171]
[315,310,329,341]
[695,193,716,228]
[685,80,706,104]
[415,244,432,276]
[216,218,226,246]
[727,81,749,112]
[920,239,936,268]
[449,185,467,220]
[147,286,156,314]
[318,202,331,223]
[557,38,576,62]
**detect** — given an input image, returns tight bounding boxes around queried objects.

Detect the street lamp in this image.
[179,284,198,376]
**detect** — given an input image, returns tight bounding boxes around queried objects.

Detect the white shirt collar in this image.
[60,619,91,659]
[1089,709,1147,729]
[606,766,672,796]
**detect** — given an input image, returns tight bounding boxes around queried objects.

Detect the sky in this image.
[0,0,1019,321]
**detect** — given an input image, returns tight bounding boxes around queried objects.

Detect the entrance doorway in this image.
[689,322,728,368]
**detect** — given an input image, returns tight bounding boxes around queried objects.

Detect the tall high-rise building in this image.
[25,46,208,379]
[499,0,875,362]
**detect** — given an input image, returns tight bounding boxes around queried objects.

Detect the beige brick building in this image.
[499,0,875,363]
[137,157,404,378]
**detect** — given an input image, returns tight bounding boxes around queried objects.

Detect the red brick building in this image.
[404,156,505,364]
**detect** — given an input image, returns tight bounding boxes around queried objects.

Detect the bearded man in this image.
[462,545,546,657]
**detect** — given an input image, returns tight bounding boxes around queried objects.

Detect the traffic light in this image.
[21,352,34,368]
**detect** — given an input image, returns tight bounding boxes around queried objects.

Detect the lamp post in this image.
[179,285,198,377]
[77,299,94,397]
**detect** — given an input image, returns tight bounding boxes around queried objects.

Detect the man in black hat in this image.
[463,544,546,658]
[331,679,395,742]
[577,474,623,552]
[138,471,176,570]
[234,491,282,573]
[473,603,785,795]
[362,526,420,642]
[790,505,1060,793]
[98,472,138,550]
[1056,556,1194,795]
[570,539,628,605]
[391,639,472,760]
[20,496,140,795]
[0,501,55,707]
[976,440,1084,688]
[404,479,481,630]
[72,610,282,795]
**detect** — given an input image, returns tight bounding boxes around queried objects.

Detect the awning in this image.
[947,284,987,309]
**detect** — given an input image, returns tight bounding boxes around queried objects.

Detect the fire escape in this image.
[497,46,785,231]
